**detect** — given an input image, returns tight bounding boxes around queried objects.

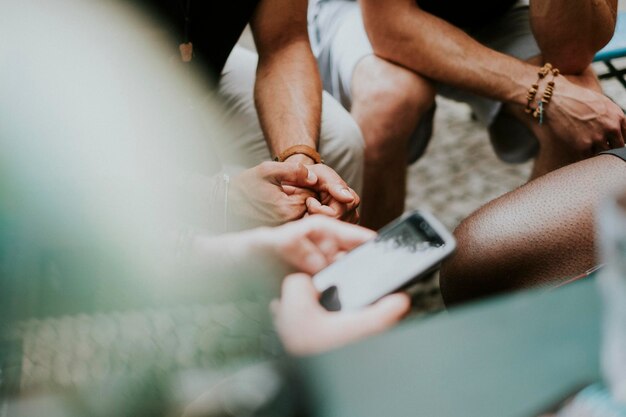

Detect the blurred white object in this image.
[597,190,626,405]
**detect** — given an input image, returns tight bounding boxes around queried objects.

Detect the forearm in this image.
[254,40,322,162]
[530,0,617,73]
[362,1,540,107]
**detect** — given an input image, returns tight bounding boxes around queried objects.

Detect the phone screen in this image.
[314,212,451,310]
[377,215,444,253]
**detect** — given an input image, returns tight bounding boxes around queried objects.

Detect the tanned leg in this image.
[351,55,436,229]
[440,154,626,305]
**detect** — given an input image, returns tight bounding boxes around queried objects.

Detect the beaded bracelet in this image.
[525,63,559,125]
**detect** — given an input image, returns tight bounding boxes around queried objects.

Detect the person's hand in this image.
[229,161,318,228]
[245,215,376,275]
[191,215,374,283]
[547,76,626,156]
[302,164,361,224]
[271,273,411,356]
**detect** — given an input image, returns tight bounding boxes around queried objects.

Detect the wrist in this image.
[504,61,546,107]
[283,153,316,165]
[273,144,323,164]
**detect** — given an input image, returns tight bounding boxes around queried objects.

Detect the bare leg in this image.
[351,55,436,229]
[440,154,626,306]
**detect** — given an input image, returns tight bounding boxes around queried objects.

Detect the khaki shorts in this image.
[308,0,542,163]
[216,46,365,194]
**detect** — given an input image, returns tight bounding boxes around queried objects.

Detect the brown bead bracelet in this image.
[526,63,559,124]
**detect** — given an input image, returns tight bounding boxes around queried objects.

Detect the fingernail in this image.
[307,169,316,182]
[341,188,352,197]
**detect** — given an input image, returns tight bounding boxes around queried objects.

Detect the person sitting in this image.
[308,0,624,229]
[143,0,364,228]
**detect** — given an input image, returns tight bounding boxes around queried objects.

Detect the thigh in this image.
[217,45,365,192]
[318,91,365,195]
[440,153,626,304]
[310,0,374,110]
[216,46,272,170]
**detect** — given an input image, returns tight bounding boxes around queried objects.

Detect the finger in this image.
[609,130,625,149]
[306,215,376,251]
[283,185,316,198]
[595,136,611,152]
[348,188,361,209]
[280,273,320,307]
[313,236,340,264]
[264,162,317,186]
[335,293,411,340]
[344,209,360,225]
[310,165,358,204]
[282,236,330,274]
[332,250,348,263]
[618,117,626,148]
[327,199,349,219]
[329,200,359,223]
[328,183,357,204]
[282,184,297,195]
[306,197,338,217]
[608,116,626,148]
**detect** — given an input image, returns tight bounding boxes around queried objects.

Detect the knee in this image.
[357,70,432,126]
[353,69,434,163]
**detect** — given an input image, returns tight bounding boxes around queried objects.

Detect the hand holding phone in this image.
[313,210,456,311]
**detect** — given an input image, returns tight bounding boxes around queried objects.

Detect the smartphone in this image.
[313,210,456,311]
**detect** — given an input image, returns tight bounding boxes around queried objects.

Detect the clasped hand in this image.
[230,161,360,227]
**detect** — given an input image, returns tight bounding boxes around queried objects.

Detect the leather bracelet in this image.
[273,145,323,164]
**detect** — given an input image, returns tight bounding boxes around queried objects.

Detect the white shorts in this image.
[309,0,542,163]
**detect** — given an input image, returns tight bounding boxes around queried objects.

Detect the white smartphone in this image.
[313,210,456,311]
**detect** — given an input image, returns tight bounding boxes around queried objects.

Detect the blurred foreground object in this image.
[597,189,626,406]
[0,0,290,415]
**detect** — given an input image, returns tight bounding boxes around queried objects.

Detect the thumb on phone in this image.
[336,293,411,338]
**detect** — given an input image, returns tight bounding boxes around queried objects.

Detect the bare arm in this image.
[530,0,618,74]
[250,0,322,165]
[360,0,625,155]
[360,0,538,107]
[249,0,361,222]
